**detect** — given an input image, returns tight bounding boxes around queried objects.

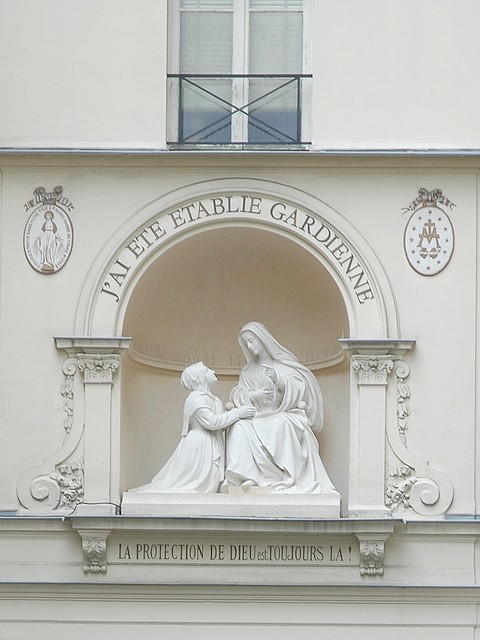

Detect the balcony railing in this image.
[168,74,312,146]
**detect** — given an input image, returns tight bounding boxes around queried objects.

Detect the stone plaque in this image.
[23,186,74,274]
[402,187,455,276]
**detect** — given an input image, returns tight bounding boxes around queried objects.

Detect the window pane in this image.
[248,78,299,143]
[180,13,233,73]
[249,12,302,74]
[179,10,233,143]
[248,10,303,143]
[180,79,233,143]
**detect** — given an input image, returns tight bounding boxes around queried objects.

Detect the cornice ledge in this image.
[70,515,399,536]
[54,336,132,356]
[339,338,415,356]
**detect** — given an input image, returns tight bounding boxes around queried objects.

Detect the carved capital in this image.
[351,355,394,385]
[355,535,388,577]
[77,354,120,384]
[77,530,110,574]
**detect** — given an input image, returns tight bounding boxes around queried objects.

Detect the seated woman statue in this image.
[130,362,254,494]
[224,322,337,494]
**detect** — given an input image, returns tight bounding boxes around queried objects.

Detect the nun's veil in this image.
[238,322,324,432]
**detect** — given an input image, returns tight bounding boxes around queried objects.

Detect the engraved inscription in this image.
[115,539,355,566]
[99,195,375,306]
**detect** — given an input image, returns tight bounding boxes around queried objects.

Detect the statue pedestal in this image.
[121,492,341,518]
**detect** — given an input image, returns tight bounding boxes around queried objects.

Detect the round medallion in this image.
[23,204,73,274]
[403,206,454,276]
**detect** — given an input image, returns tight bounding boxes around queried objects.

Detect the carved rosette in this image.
[77,354,120,383]
[352,355,393,385]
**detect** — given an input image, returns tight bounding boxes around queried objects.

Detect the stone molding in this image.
[71,517,396,577]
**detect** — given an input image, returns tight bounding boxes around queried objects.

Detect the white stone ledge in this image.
[121,492,341,519]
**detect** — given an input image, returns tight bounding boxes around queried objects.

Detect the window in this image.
[168,0,310,146]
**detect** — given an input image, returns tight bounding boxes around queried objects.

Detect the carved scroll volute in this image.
[16,356,84,513]
[386,359,454,517]
[17,337,130,514]
[341,343,398,518]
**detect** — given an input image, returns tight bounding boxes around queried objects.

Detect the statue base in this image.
[121,491,341,518]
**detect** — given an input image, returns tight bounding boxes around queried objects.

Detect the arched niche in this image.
[121,226,350,496]
[65,179,403,516]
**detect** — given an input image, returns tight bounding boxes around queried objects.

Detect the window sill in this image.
[167,143,311,152]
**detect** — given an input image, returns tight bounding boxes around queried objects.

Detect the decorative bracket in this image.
[355,533,390,577]
[76,529,110,574]
[16,336,130,515]
[385,359,454,517]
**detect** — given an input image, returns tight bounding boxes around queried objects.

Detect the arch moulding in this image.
[74,178,400,340]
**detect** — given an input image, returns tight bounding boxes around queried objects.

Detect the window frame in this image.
[167,0,312,147]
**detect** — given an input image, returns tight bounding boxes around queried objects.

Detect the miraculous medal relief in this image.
[100,194,375,306]
[23,186,74,274]
[402,187,456,276]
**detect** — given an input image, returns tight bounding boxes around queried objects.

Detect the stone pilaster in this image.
[340,339,415,518]
[55,337,131,515]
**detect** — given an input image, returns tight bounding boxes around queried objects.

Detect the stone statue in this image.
[224,322,337,494]
[130,362,254,494]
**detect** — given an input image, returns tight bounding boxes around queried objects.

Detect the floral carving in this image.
[396,362,411,443]
[61,358,77,434]
[50,461,84,510]
[352,355,393,385]
[385,465,417,511]
[385,359,454,517]
[77,354,120,383]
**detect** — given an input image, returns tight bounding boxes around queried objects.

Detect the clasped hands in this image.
[237,404,256,419]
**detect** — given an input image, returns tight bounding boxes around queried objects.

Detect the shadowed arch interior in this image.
[121,226,349,500]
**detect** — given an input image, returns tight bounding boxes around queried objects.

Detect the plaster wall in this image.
[0,586,476,640]
[0,1,480,149]
[311,0,480,149]
[0,154,476,518]
[0,516,479,637]
[0,0,168,149]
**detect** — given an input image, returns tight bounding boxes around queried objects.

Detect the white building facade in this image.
[1,1,480,637]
